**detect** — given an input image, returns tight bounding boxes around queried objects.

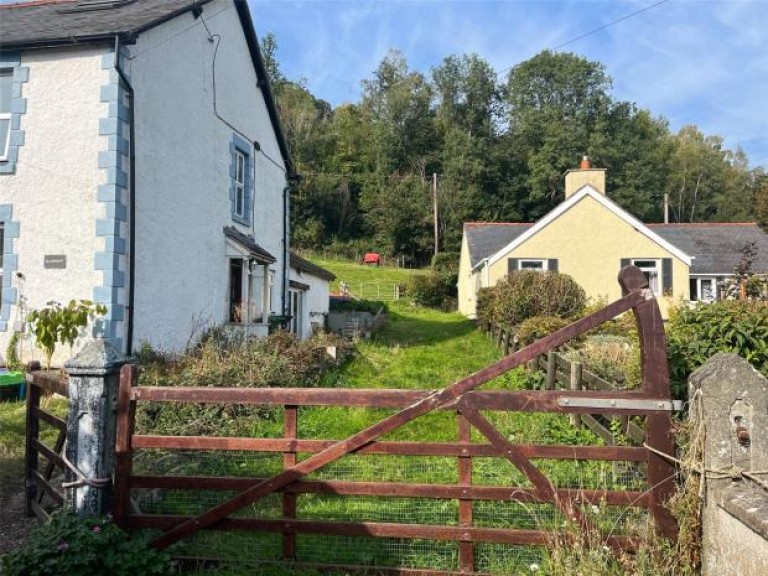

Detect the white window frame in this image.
[518,259,547,271]
[632,259,660,296]
[233,150,246,219]
[0,115,10,163]
[0,224,5,305]
[0,69,12,162]
[690,276,717,303]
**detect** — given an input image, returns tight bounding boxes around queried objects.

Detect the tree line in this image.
[261,34,768,265]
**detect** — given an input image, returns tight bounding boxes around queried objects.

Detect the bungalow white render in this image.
[0,0,298,363]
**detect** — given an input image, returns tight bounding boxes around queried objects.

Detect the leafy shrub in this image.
[136,331,353,436]
[431,252,459,274]
[566,336,641,389]
[26,300,107,369]
[479,271,586,330]
[516,316,571,347]
[409,272,457,309]
[5,330,23,372]
[1,512,173,576]
[667,301,768,398]
[330,298,387,314]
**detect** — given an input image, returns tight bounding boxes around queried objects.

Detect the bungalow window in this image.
[507,259,558,274]
[519,259,546,271]
[0,69,12,162]
[632,259,660,295]
[690,277,716,302]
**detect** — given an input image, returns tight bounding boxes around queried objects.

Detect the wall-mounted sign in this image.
[44,255,67,269]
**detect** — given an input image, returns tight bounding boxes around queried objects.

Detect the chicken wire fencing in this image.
[129,448,652,573]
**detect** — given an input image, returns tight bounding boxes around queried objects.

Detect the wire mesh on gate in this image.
[130,446,652,572]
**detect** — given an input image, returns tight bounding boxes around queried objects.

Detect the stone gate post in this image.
[689,352,768,575]
[64,339,127,517]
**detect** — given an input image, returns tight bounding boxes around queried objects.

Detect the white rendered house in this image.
[0,0,300,362]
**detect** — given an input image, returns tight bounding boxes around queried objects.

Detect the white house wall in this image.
[126,0,288,351]
[0,47,108,366]
[290,268,330,339]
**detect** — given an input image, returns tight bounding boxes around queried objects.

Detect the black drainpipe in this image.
[113,36,136,354]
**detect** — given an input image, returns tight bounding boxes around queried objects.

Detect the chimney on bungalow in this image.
[564,155,606,199]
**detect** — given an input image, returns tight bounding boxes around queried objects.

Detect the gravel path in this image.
[0,476,36,556]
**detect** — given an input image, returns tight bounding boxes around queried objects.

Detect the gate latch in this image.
[558,397,674,411]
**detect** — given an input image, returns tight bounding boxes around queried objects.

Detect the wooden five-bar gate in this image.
[114,267,678,573]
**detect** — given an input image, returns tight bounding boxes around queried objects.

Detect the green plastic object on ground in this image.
[0,369,25,400]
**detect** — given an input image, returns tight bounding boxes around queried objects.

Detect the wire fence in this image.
[131,447,651,573]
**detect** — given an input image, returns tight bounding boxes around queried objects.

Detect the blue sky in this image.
[249,0,768,169]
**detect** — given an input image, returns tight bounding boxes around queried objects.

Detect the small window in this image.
[690,277,716,302]
[519,259,546,271]
[234,150,245,219]
[632,259,660,295]
[0,69,12,162]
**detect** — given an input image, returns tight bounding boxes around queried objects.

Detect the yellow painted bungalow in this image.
[458,161,768,319]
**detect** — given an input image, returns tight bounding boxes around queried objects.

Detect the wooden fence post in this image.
[502,331,510,355]
[24,361,41,517]
[114,364,137,528]
[570,361,582,427]
[546,351,557,390]
[457,414,473,573]
[283,405,298,560]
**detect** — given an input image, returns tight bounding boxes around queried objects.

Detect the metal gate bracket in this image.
[558,397,673,411]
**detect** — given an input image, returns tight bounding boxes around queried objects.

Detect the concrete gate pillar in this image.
[64,339,127,517]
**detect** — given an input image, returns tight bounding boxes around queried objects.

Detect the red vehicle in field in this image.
[362,252,381,266]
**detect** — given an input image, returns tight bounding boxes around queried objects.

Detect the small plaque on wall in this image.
[44,255,67,269]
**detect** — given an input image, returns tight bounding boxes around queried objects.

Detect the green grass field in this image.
[309,257,426,300]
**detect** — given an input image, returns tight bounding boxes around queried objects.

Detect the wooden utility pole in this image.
[433,172,439,256]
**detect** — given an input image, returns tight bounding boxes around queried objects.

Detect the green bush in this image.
[409,272,457,309]
[667,301,768,398]
[479,270,586,330]
[1,512,173,576]
[26,300,107,369]
[329,298,387,314]
[515,316,571,347]
[136,331,353,437]
[431,252,459,274]
[476,285,496,329]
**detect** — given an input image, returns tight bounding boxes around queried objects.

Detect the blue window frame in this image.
[229,134,253,226]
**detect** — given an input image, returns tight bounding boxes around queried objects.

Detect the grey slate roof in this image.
[223,226,275,264]
[290,252,336,282]
[650,224,768,275]
[464,223,533,269]
[0,0,215,48]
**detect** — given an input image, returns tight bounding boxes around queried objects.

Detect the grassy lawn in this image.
[0,395,67,507]
[309,257,426,297]
[0,398,27,504]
